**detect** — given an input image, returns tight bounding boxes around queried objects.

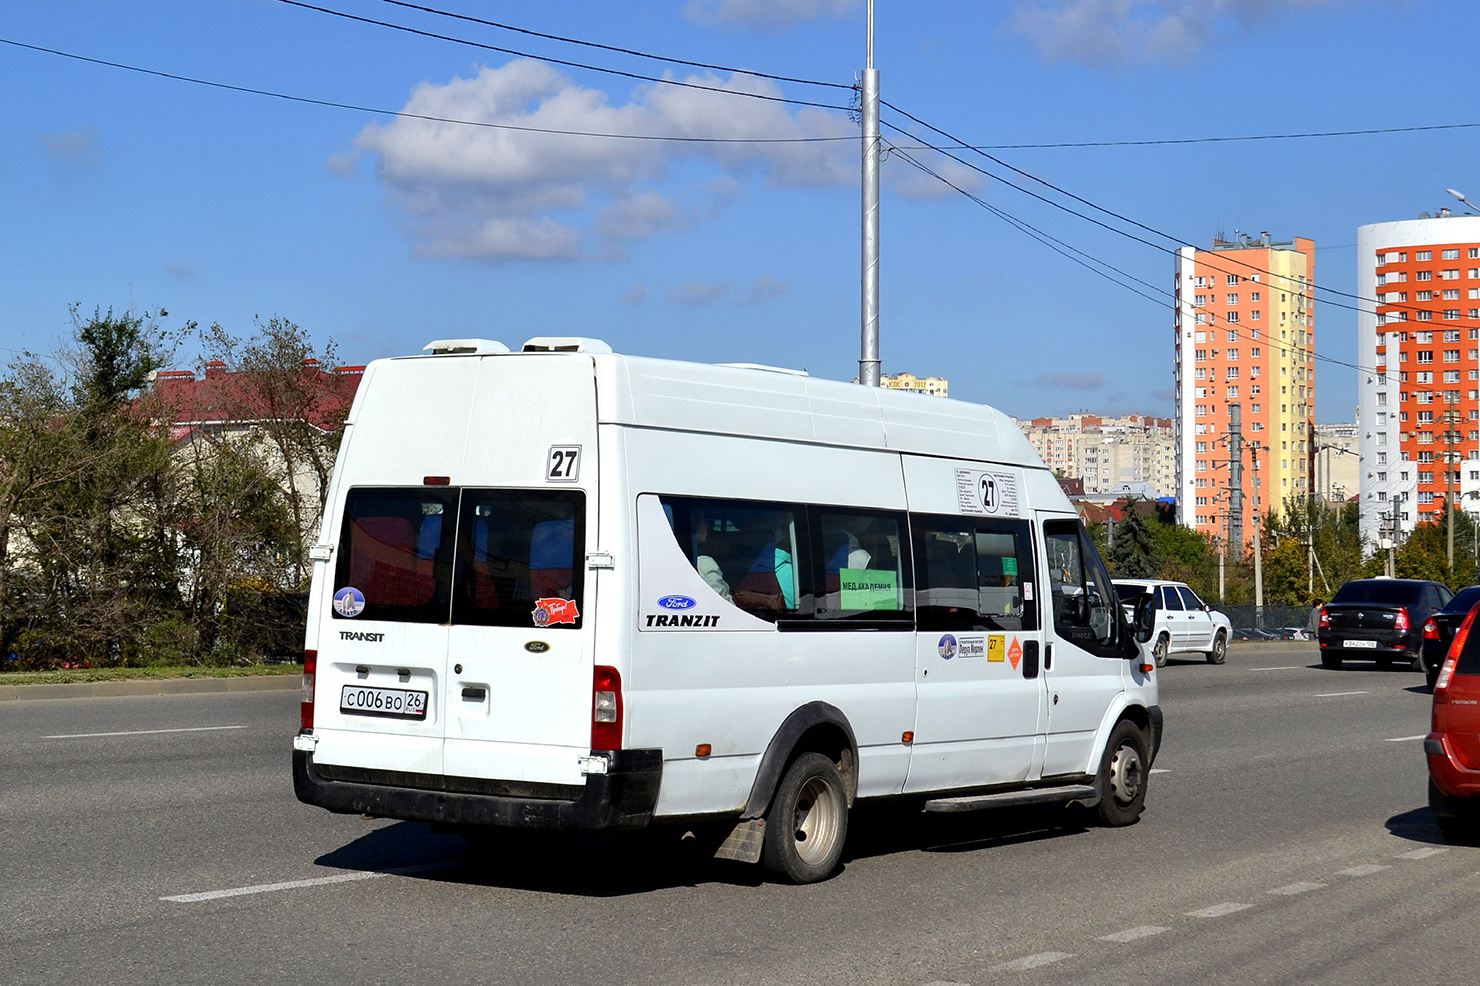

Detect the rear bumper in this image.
[1318,632,1420,655]
[1426,732,1480,803]
[293,747,663,831]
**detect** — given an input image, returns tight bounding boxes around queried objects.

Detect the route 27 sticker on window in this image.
[955,468,1021,518]
[546,446,581,483]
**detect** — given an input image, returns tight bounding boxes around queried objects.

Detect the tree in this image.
[1107,499,1158,578]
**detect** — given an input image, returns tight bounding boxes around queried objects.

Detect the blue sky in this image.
[3,0,1479,421]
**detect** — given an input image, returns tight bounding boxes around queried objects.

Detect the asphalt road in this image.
[1,645,1474,986]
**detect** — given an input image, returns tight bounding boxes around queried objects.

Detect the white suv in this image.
[1114,580,1231,667]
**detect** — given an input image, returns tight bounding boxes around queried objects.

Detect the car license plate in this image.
[1346,639,1378,649]
[340,685,428,720]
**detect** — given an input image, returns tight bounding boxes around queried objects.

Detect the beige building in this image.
[1314,420,1359,504]
[1014,414,1177,497]
[881,372,948,397]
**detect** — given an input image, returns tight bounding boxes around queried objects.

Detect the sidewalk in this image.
[0,675,300,702]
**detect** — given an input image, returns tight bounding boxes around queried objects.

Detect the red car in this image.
[1426,602,1480,842]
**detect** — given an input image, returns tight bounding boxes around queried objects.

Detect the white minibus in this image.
[293,337,1161,883]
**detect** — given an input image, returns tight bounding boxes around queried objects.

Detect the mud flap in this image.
[714,817,765,863]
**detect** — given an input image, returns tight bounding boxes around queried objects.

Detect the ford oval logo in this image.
[658,594,697,610]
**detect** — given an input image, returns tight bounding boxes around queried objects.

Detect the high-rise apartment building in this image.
[1014,414,1176,496]
[1174,232,1316,544]
[1356,213,1480,548]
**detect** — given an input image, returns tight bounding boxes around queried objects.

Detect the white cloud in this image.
[684,0,860,30]
[667,280,733,306]
[622,282,650,304]
[1035,371,1105,390]
[41,128,101,169]
[353,59,856,262]
[733,274,791,304]
[1010,0,1336,65]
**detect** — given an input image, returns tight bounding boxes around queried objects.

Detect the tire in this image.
[1321,649,1343,669]
[1427,665,1441,691]
[1095,720,1149,827]
[1205,632,1227,665]
[1430,779,1480,845]
[761,752,849,884]
[1376,656,1393,671]
[1153,634,1170,669]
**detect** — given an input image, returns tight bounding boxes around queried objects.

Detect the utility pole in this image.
[1446,406,1458,570]
[858,0,881,388]
[1251,441,1264,626]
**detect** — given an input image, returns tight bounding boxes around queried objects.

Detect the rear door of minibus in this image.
[443,355,600,789]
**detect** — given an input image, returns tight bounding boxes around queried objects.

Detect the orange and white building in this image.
[1174,232,1316,544]
[1357,213,1480,548]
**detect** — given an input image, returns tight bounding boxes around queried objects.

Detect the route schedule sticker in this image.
[955,468,1021,517]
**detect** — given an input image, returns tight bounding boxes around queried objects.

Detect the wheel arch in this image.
[1088,696,1157,773]
[740,701,858,820]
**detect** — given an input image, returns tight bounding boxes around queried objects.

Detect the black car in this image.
[1318,578,1453,670]
[1420,585,1480,689]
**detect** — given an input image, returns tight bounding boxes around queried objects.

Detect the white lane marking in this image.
[1313,691,1368,698]
[161,861,453,903]
[1187,902,1253,918]
[1386,734,1429,742]
[1150,768,1171,774]
[1098,925,1169,943]
[1397,847,1449,860]
[1250,666,1301,672]
[992,953,1073,972]
[1336,864,1389,877]
[921,981,971,986]
[46,725,245,740]
[1267,882,1325,896]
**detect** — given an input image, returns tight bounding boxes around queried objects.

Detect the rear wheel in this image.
[762,752,849,883]
[1095,720,1149,827]
[1205,632,1227,665]
[1321,649,1343,669]
[1153,634,1170,668]
[1376,656,1393,670]
[1427,665,1441,691]
[1431,779,1480,845]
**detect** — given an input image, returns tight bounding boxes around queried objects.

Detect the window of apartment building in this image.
[1445,290,1461,301]
[1377,452,1387,464]
[1252,384,1262,394]
[1195,368,1207,380]
[1227,294,1239,305]
[1376,392,1387,406]
[1446,349,1461,362]
[1377,412,1387,426]
[1194,295,1207,306]
[1226,275,1239,286]
[1250,291,1261,302]
[1418,290,1434,301]
[1420,431,1435,443]
[1251,403,1262,413]
[1418,250,1433,261]
[1446,370,1462,383]
[1196,460,1208,472]
[1195,442,1207,453]
[1194,331,1207,342]
[1446,310,1462,320]
[1393,271,1408,282]
[1194,349,1206,361]
[1419,350,1434,362]
[1446,329,1462,341]
[1472,290,1480,300]
[1251,366,1261,377]
[1418,386,1433,398]
[1418,331,1433,342]
[1378,472,1388,481]
[1196,387,1206,398]
[1419,410,1435,423]
[1227,311,1240,322]
[1471,268,1480,278]
[1470,248,1479,259]
[1420,471,1435,484]
[1378,491,1388,501]
[1418,271,1433,281]
[1377,433,1387,446]
[1227,348,1239,360]
[1195,276,1207,287]
[1252,422,1264,431]
[1444,249,1461,260]
[1449,390,1463,403]
[1250,310,1261,320]
[1196,313,1208,325]
[1443,269,1461,280]
[1419,311,1434,321]
[1420,492,1436,504]
[1226,330,1238,342]
[1420,451,1434,463]
[1226,367,1239,380]
[1196,424,1206,435]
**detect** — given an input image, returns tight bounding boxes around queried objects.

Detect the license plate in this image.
[1346,639,1378,649]
[340,685,428,720]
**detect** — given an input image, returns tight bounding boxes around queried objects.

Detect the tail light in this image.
[1318,606,1329,629]
[591,665,623,750]
[1394,607,1410,633]
[1437,607,1477,695]
[301,649,317,730]
[1424,619,1440,641]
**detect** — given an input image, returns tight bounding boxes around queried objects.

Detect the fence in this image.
[1218,603,1318,640]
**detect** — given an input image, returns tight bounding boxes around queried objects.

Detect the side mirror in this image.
[1132,594,1157,644]
[1205,604,1213,613]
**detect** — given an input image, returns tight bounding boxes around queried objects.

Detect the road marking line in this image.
[992,953,1072,972]
[1098,925,1169,943]
[1386,734,1429,742]
[1267,882,1325,896]
[1250,666,1301,672]
[920,981,971,986]
[1187,902,1253,918]
[46,725,245,740]
[161,861,453,903]
[1336,864,1389,877]
[1313,691,1368,698]
[1397,847,1449,860]
[1150,768,1171,774]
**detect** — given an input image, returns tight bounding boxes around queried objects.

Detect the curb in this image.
[0,675,300,702]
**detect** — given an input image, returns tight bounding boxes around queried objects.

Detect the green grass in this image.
[0,664,302,686]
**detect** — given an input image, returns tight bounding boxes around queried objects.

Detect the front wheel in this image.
[1095,720,1149,827]
[1205,632,1227,665]
[1153,634,1170,668]
[762,752,849,883]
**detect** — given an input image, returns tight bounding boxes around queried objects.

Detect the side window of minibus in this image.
[658,497,803,620]
[913,515,1036,631]
[813,508,912,622]
[1042,520,1117,651]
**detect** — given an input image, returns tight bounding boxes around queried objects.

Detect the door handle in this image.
[1023,640,1041,679]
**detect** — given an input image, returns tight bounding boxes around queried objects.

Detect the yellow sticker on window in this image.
[839,568,899,611]
[988,634,1005,662]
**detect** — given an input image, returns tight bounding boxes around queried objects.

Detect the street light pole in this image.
[1447,407,1458,570]
[858,0,881,388]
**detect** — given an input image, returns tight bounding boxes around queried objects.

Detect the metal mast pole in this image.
[859,0,881,387]
[1251,441,1265,626]
[1447,407,1457,570]
[1228,404,1245,549]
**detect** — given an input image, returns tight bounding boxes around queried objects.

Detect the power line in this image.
[376,0,852,91]
[896,120,1480,151]
[276,0,851,112]
[0,37,856,145]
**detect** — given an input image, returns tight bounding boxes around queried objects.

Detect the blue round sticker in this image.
[937,634,958,659]
[334,586,366,618]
